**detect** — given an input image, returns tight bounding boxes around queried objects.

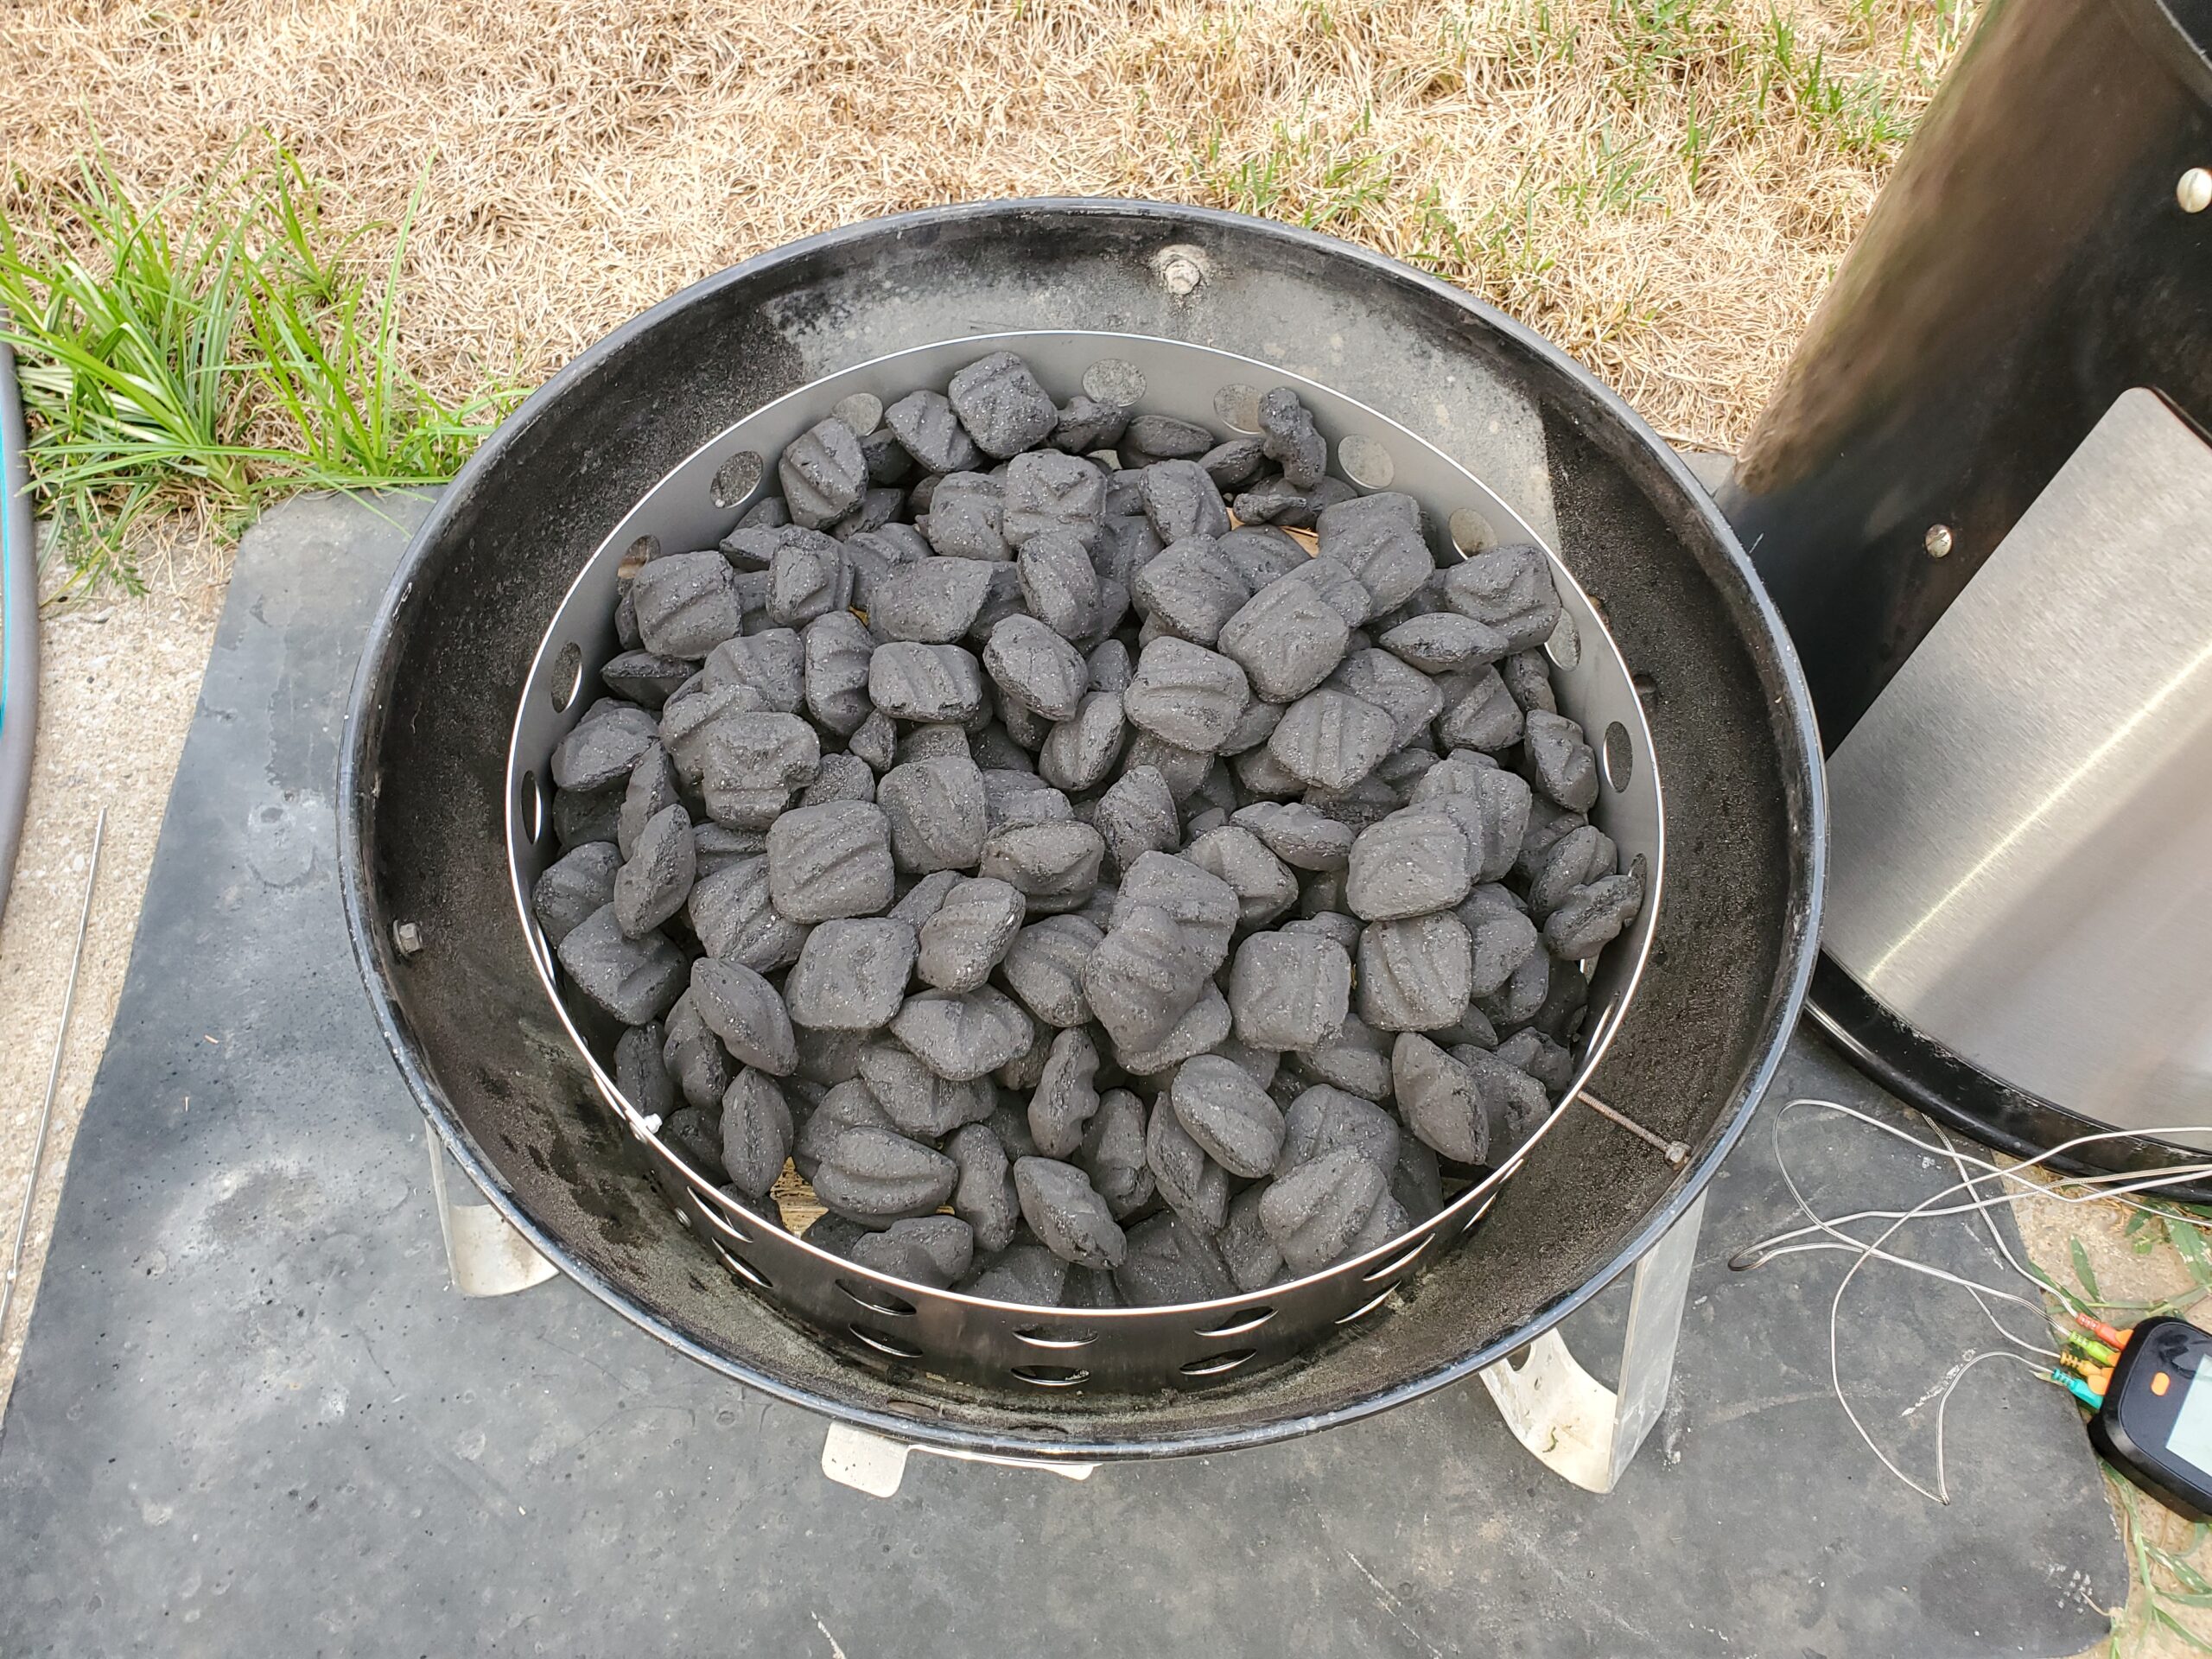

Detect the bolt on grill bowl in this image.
[340,200,1823,1459]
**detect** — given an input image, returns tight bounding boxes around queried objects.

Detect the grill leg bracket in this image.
[1477,1192,1704,1494]
[821,1421,1097,1498]
[425,1123,558,1299]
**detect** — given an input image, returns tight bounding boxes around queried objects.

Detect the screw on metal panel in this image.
[1924,523,1955,558]
[393,920,425,957]
[2179,168,2212,213]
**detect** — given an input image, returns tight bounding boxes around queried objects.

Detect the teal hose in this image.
[0,327,37,925]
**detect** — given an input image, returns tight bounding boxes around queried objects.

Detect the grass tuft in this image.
[0,137,520,594]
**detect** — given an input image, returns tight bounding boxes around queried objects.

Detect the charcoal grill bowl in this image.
[340,200,1823,1459]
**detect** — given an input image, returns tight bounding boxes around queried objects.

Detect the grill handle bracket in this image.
[1478,1191,1705,1493]
[426,1123,558,1299]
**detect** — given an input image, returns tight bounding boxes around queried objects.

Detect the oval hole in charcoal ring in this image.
[1338,434,1395,491]
[617,534,658,579]
[1335,1286,1396,1325]
[1014,1324,1098,1351]
[1213,382,1262,435]
[1084,358,1147,409]
[1010,1364,1090,1389]
[838,1277,917,1319]
[692,1200,753,1248]
[1180,1349,1257,1378]
[710,450,765,510]
[1603,720,1633,792]
[548,641,582,713]
[1194,1306,1274,1338]
[1448,506,1497,556]
[712,1243,772,1290]
[1363,1236,1432,1282]
[518,771,544,843]
[848,1325,925,1362]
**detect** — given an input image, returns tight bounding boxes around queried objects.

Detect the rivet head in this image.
[2180,168,2212,213]
[1162,255,1204,296]
[1924,524,1955,558]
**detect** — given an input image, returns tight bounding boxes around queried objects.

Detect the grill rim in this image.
[338,197,1827,1460]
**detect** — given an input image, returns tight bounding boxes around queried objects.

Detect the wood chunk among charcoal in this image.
[548,360,1655,1316]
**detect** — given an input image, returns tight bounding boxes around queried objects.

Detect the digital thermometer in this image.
[2089,1316,2212,1520]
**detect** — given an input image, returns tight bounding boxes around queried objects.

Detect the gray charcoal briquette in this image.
[1215,524,1307,588]
[888,987,1035,1081]
[1001,450,1106,549]
[1291,1009,1393,1100]
[765,800,895,922]
[1379,611,1510,672]
[804,611,878,736]
[1268,688,1395,792]
[868,556,996,644]
[1146,1096,1230,1232]
[875,755,988,874]
[922,473,1007,562]
[1260,1146,1387,1274]
[613,801,695,937]
[1052,393,1131,454]
[1093,766,1179,873]
[779,417,867,530]
[884,388,984,475]
[1082,903,1210,1053]
[812,1126,958,1224]
[1257,387,1326,490]
[1078,1089,1154,1218]
[1130,539,1250,645]
[1315,491,1432,613]
[1457,1044,1551,1154]
[792,1077,893,1180]
[1284,911,1363,954]
[855,1041,992,1138]
[1435,664,1524,753]
[1219,1187,1285,1292]
[801,752,875,806]
[977,821,1105,912]
[1357,911,1474,1032]
[1017,531,1102,640]
[766,532,853,626]
[552,702,658,793]
[663,994,734,1111]
[1109,850,1239,968]
[964,560,1027,641]
[1500,647,1558,714]
[1122,636,1252,753]
[1218,696,1283,760]
[1115,984,1231,1076]
[689,855,807,969]
[1531,957,1590,1044]
[1227,930,1351,1052]
[999,914,1102,1027]
[690,957,798,1075]
[982,613,1088,721]
[980,768,1071,830]
[868,640,987,722]
[614,1021,677,1120]
[1027,1027,1102,1157]
[1528,823,1618,916]
[1217,569,1352,701]
[1014,1157,1126,1269]
[1232,474,1355,530]
[659,683,763,785]
[887,868,963,931]
[947,352,1058,459]
[1124,412,1214,459]
[1114,1213,1236,1305]
[784,918,917,1030]
[1441,543,1562,652]
[1458,883,1542,996]
[965,1242,1070,1306]
[614,586,642,651]
[1393,1136,1445,1222]
[600,651,695,708]
[857,425,916,487]
[1185,825,1297,926]
[800,1210,868,1257]
[661,1107,728,1183]
[1172,1054,1286,1179]
[1515,794,1590,883]
[916,875,1025,992]
[1233,741,1313,800]
[1476,938,1550,1028]
[848,709,899,773]
[632,551,744,658]
[699,710,820,800]
[1139,459,1231,544]
[795,1028,871,1089]
[532,841,621,946]
[556,906,686,1025]
[1038,690,1127,793]
[1123,731,1213,801]
[1544,871,1645,960]
[719,1069,795,1197]
[1277,1083,1401,1176]
[703,628,805,713]
[1230,801,1354,872]
[1345,810,1475,921]
[1331,648,1443,748]
[946,1122,1021,1254]
[1390,1032,1497,1165]
[830,486,903,543]
[849,1216,974,1288]
[1495,1028,1575,1095]
[1199,435,1268,491]
[1522,709,1601,811]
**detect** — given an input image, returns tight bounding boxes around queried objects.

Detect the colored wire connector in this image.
[2051,1369,2107,1410]
[2074,1312,2131,1351]
[2065,1332,2120,1367]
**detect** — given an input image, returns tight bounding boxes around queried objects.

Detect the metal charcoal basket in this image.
[505,331,1666,1390]
[340,200,1822,1460]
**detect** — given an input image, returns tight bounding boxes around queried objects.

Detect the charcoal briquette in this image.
[663,993,734,1111]
[1282,910,1363,955]
[1442,543,1563,652]
[1457,882,1542,997]
[868,556,995,644]
[600,650,696,708]
[1226,929,1352,1052]
[551,701,658,793]
[1014,1157,1127,1270]
[1122,637,1252,753]
[977,820,1105,912]
[1198,435,1268,491]
[812,1125,959,1224]
[1052,393,1131,454]
[1345,809,1475,921]
[1123,730,1213,801]
[855,1040,994,1138]
[947,352,1058,459]
[689,956,798,1075]
[1130,539,1250,645]
[1217,569,1353,702]
[613,801,695,938]
[1256,387,1326,490]
[1261,1146,1388,1274]
[800,752,875,806]
[687,855,805,969]
[885,868,962,933]
[1117,412,1210,460]
[1522,709,1601,811]
[661,1107,728,1183]
[1000,914,1103,1027]
[1109,851,1238,969]
[631,551,745,658]
[791,1077,893,1180]
[556,905,687,1025]
[1475,939,1550,1029]
[980,768,1072,830]
[778,417,868,530]
[764,800,895,922]
[1528,823,1618,916]
[944,1122,1020,1254]
[1357,911,1474,1033]
[702,628,804,714]
[1514,794,1590,884]
[888,986,1035,1081]
[1116,984,1232,1076]
[971,716,1037,767]
[867,640,987,723]
[1500,647,1558,714]
[699,710,820,804]
[1494,1028,1574,1094]
[614,586,642,651]
[874,754,988,875]
[1455,1044,1550,1152]
[1036,691,1126,794]
[856,423,917,487]
[830,486,904,543]
[718,1068,795,1197]
[1087,766,1174,874]
[614,1020,677,1121]
[982,613,1087,721]
[1291,1009,1394,1101]
[1232,741,1308,800]
[921,472,1008,562]
[842,712,895,776]
[1434,664,1525,753]
[1081,902,1210,1055]
[1185,825,1298,927]
[800,1209,869,1257]
[1171,1054,1286,1179]
[532,841,621,947]
[916,874,1025,992]
[1232,473,1355,530]
[965,1241,1070,1306]
[1015,1027,1099,1158]
[1219,1186,1285,1292]
[1016,531,1102,641]
[1138,460,1232,545]
[1331,647,1443,748]
[1379,612,1510,673]
[802,611,878,736]
[1230,802,1352,872]
[784,918,917,1030]
[1145,1096,1230,1233]
[849,1215,975,1288]
[1115,1212,1236,1306]
[658,682,762,785]
[1389,1033,1497,1165]
[1001,450,1106,550]
[1268,687,1395,792]
[766,532,853,626]
[884,389,984,476]
[1543,871,1645,961]
[794,1027,871,1089]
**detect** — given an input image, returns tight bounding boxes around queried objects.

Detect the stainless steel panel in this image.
[1826,388,2212,1144]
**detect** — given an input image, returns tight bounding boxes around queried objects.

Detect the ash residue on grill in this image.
[533,352,1643,1313]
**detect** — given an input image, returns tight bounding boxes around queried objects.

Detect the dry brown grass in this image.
[3,0,1972,453]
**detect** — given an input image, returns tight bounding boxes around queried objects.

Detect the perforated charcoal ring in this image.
[342,200,1821,1458]
[509,332,1663,1389]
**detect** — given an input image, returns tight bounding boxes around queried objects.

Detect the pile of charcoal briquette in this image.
[531,349,1644,1313]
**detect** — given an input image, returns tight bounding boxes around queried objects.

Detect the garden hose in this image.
[0,327,36,926]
